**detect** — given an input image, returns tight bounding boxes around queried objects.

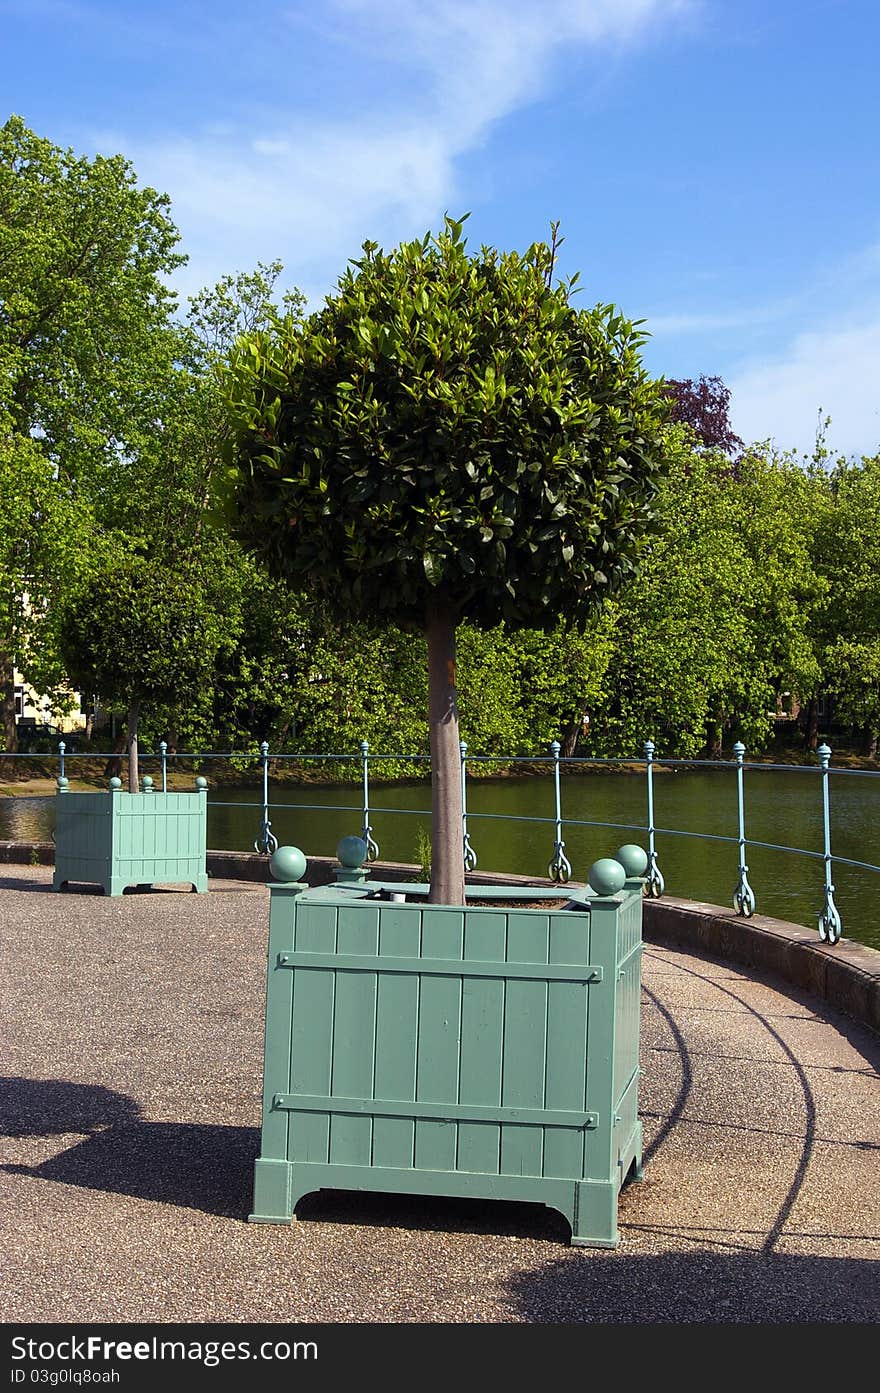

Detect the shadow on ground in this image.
[502,1247,880,1323]
[1,1077,257,1219]
[4,1077,879,1322]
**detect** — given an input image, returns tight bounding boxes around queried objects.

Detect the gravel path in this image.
[1,864,878,1324]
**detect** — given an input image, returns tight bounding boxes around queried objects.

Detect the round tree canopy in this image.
[223,217,669,633]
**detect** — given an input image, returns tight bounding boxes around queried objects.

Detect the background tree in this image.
[809,453,880,756]
[591,431,822,756]
[0,426,94,749]
[0,115,184,747]
[223,217,669,901]
[664,374,743,454]
[58,554,230,790]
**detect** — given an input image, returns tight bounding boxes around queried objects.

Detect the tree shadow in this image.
[503,1247,880,1323]
[1,1077,257,1219]
[0,1076,141,1136]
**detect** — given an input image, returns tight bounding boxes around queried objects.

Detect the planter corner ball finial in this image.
[109,776,122,791]
[269,845,308,883]
[56,776,69,792]
[142,776,153,792]
[195,776,208,791]
[336,834,369,870]
[615,843,648,878]
[588,857,627,897]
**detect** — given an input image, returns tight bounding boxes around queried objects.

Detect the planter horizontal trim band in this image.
[271,1093,599,1129]
[276,950,603,982]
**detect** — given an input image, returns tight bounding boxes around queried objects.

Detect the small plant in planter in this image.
[52,554,223,894]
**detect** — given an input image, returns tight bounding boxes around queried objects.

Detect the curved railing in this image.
[4,737,879,947]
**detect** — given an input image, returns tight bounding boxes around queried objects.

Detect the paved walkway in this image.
[1,865,878,1324]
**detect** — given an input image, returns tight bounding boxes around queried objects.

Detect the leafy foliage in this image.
[590,431,822,756]
[809,453,880,750]
[223,215,670,629]
[664,375,743,455]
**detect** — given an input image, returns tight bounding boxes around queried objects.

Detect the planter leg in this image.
[191,874,208,894]
[249,1159,294,1225]
[568,1180,619,1248]
[106,878,127,897]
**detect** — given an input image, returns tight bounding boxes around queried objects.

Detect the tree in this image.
[809,454,880,756]
[223,217,669,901]
[664,374,743,454]
[0,428,88,749]
[0,116,185,747]
[58,553,230,790]
[591,431,822,756]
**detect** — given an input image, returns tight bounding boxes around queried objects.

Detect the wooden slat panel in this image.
[289,903,338,1163]
[329,903,380,1166]
[500,914,549,1178]
[414,909,463,1173]
[372,907,420,1169]
[457,911,506,1174]
[258,896,297,1163]
[543,910,590,1180]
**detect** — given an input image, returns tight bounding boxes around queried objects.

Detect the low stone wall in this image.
[643,896,880,1034]
[3,841,878,1032]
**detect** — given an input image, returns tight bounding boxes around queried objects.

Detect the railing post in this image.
[460,740,477,871]
[253,740,279,856]
[159,740,168,793]
[817,743,842,943]
[644,740,665,897]
[732,741,756,916]
[58,741,65,781]
[360,740,379,861]
[547,740,572,883]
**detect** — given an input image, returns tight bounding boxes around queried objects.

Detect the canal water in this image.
[3,765,878,950]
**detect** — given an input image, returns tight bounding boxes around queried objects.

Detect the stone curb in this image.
[2,841,878,1033]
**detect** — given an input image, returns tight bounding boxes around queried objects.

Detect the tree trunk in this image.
[561,704,591,758]
[103,729,126,780]
[127,702,140,793]
[862,726,878,760]
[705,717,722,760]
[803,698,819,751]
[426,598,465,905]
[0,644,18,754]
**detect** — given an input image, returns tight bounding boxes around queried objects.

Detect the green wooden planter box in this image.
[52,779,208,897]
[250,874,644,1247]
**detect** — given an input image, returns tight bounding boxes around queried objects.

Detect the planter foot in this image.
[568,1180,619,1248]
[250,1158,293,1223]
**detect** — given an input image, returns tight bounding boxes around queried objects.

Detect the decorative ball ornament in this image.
[56,776,68,791]
[109,777,122,790]
[142,775,153,791]
[195,776,208,790]
[269,845,307,883]
[615,844,648,878]
[587,857,626,897]
[336,835,369,869]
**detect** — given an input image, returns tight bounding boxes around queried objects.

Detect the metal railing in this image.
[3,736,878,947]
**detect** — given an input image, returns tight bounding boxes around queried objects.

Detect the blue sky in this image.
[3,0,879,457]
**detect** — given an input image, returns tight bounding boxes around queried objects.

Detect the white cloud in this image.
[95,0,691,302]
[730,314,880,459]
